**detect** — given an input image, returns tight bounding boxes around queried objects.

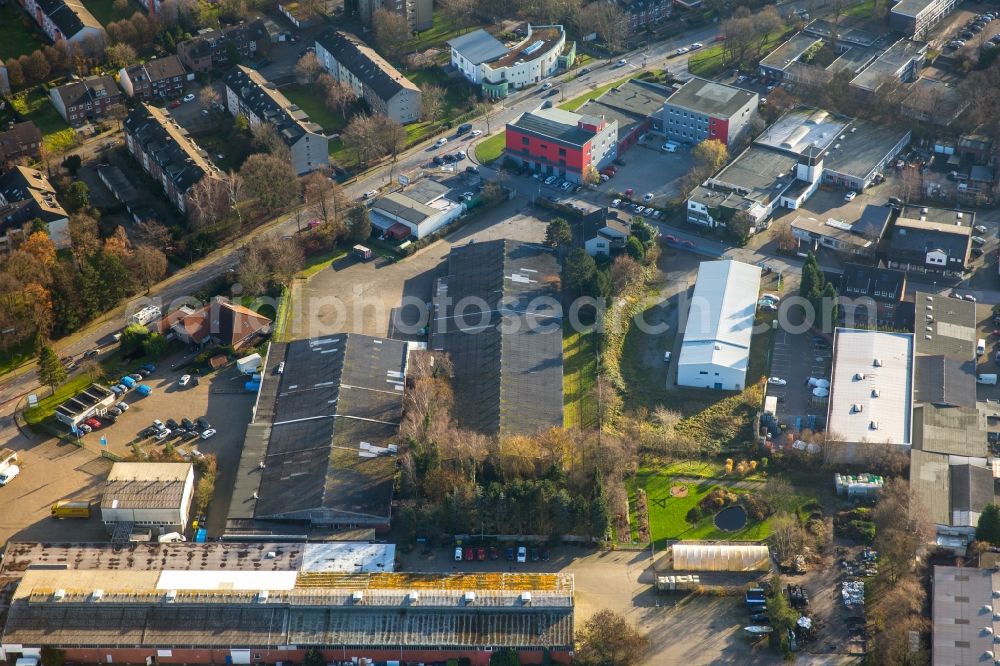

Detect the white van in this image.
[661,142,678,153]
[15,658,39,666]
[978,339,987,356]
[158,532,186,543]
[0,465,20,486]
[977,374,998,385]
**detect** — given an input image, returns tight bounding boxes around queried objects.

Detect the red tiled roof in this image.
[175,299,271,348]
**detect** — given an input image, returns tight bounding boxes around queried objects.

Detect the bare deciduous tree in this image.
[372,8,410,63]
[187,176,231,229]
[295,52,323,84]
[420,83,446,122]
[127,245,168,294]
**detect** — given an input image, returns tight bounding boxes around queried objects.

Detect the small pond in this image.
[714,505,748,531]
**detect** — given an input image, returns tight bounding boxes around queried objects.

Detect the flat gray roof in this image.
[851,40,927,92]
[447,29,508,65]
[892,0,938,18]
[822,119,909,180]
[760,33,823,71]
[664,77,757,118]
[912,292,977,360]
[911,403,986,456]
[910,450,951,525]
[932,566,996,665]
[712,145,798,202]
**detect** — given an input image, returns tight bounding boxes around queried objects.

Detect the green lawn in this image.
[407,14,470,52]
[298,246,348,279]
[0,338,35,376]
[474,132,505,163]
[281,84,348,132]
[563,325,598,429]
[24,370,105,426]
[842,0,876,19]
[11,88,71,137]
[630,469,773,547]
[82,0,138,25]
[0,4,46,60]
[688,31,789,78]
[559,75,635,112]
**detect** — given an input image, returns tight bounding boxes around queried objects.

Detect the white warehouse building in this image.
[677,260,762,391]
[100,463,195,538]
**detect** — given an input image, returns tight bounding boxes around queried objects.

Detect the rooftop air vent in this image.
[854,372,865,381]
[352,591,364,603]
[852,403,864,413]
[91,589,104,602]
[257,590,269,603]
[521,592,532,604]
[165,590,177,603]
[872,389,880,398]
[53,589,66,601]
[407,591,420,604]
[870,420,878,430]
[873,358,882,367]
[464,591,476,603]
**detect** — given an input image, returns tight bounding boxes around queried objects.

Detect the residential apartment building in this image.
[662,77,758,146]
[505,107,618,183]
[448,26,573,98]
[358,0,432,30]
[118,55,187,100]
[123,104,223,215]
[17,0,103,45]
[0,166,70,251]
[838,263,907,327]
[890,0,958,37]
[0,122,41,165]
[176,20,270,73]
[618,0,672,33]
[223,66,329,175]
[48,75,123,128]
[315,30,421,124]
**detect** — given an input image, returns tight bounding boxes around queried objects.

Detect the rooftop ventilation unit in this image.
[257,590,269,603]
[852,403,863,413]
[91,589,104,602]
[873,358,882,367]
[521,592,532,604]
[464,591,476,603]
[165,590,177,603]
[872,389,880,398]
[352,591,364,603]
[407,591,420,604]
[854,372,865,380]
[53,589,66,601]
[870,420,878,430]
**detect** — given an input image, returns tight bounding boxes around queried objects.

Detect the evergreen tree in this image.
[977,504,1000,545]
[545,217,572,248]
[37,344,66,388]
[346,205,372,242]
[590,473,611,539]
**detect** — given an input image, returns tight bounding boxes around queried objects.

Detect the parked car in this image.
[471,129,482,137]
[197,417,211,430]
[200,428,217,440]
[489,546,499,560]
[182,93,195,102]
[178,374,191,387]
[464,547,473,561]
[454,547,463,561]
[432,155,444,165]
[768,377,787,386]
[615,59,627,67]
[844,191,857,202]
[109,385,123,396]
[964,294,978,302]
[477,547,487,561]
[0,465,20,485]
[505,547,515,561]
[517,546,527,563]
[542,548,550,561]
[456,123,473,135]
[78,424,91,434]
[435,137,448,148]
[108,407,122,416]
[465,165,480,174]
[664,351,672,363]
[166,419,179,430]
[156,429,172,441]
[643,192,654,202]
[183,430,199,440]
[118,402,130,411]
[530,548,540,561]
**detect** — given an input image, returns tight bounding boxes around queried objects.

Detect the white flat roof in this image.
[827,328,913,445]
[156,570,299,590]
[301,542,396,573]
[678,260,762,373]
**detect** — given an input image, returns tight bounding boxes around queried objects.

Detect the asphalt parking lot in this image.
[767,311,831,432]
[597,141,692,205]
[289,194,548,339]
[66,355,255,536]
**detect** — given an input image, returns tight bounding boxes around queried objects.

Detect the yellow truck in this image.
[50,500,92,519]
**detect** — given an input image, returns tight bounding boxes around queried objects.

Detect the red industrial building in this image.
[505,107,618,182]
